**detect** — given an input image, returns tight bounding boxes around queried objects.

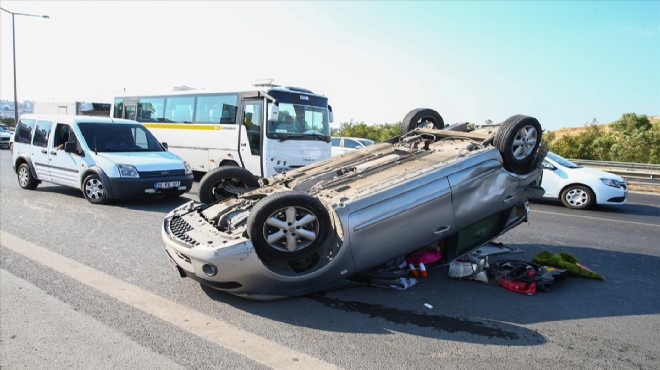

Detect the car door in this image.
[48,123,82,188]
[31,119,53,181]
[540,159,562,198]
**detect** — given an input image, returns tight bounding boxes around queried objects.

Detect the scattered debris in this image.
[532,251,604,280]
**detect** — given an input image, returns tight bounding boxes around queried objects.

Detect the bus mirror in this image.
[162,142,169,150]
[269,105,279,122]
[328,105,334,123]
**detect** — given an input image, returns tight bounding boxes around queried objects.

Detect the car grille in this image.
[0,137,9,142]
[139,169,186,178]
[168,216,200,247]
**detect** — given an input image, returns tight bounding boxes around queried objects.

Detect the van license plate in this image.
[154,181,180,189]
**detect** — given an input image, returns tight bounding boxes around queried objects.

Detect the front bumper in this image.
[106,174,194,199]
[595,183,628,205]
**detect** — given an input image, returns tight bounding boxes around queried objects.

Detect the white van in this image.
[12,114,194,204]
[538,151,628,209]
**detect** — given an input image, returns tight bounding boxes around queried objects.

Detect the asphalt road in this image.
[1,149,659,369]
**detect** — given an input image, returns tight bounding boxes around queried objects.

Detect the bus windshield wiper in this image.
[278,133,330,142]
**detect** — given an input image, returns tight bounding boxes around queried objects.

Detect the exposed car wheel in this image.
[83,174,108,204]
[247,191,331,259]
[198,166,259,204]
[17,163,38,190]
[494,115,542,174]
[400,108,445,135]
[561,185,595,210]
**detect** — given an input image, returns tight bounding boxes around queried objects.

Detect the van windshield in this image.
[78,123,164,152]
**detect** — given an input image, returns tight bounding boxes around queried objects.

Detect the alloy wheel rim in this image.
[512,125,538,160]
[263,206,319,252]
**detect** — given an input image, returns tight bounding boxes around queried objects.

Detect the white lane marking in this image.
[532,210,659,228]
[0,231,338,370]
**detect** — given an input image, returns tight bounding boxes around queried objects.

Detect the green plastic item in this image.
[532,251,604,280]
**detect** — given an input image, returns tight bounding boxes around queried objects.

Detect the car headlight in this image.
[600,178,620,188]
[184,161,193,175]
[117,164,139,178]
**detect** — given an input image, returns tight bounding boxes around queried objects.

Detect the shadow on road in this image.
[196,243,659,347]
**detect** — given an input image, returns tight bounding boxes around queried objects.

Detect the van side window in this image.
[54,123,72,147]
[33,120,53,148]
[17,118,36,144]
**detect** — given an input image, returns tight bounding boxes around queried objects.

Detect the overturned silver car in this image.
[161,110,545,299]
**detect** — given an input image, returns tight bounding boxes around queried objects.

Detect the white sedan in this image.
[539,151,627,209]
[331,137,375,156]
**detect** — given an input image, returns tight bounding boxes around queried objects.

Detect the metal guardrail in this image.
[570,159,660,182]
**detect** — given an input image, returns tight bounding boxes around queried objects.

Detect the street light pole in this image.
[0,7,49,125]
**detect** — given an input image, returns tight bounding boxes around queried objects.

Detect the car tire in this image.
[83,174,109,204]
[494,115,542,174]
[198,166,259,204]
[247,191,331,259]
[400,108,444,135]
[17,163,39,190]
[560,185,595,210]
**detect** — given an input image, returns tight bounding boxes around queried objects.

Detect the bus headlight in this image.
[117,164,139,178]
[184,161,193,175]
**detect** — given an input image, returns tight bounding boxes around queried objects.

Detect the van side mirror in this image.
[268,105,279,122]
[64,141,76,153]
[64,141,84,157]
[162,142,168,150]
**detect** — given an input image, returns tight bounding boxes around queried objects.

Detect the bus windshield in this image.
[78,123,164,153]
[266,103,331,141]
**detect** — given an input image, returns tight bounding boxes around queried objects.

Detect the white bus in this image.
[112,84,333,203]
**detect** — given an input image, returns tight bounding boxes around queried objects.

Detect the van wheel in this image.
[400,108,444,135]
[494,115,542,174]
[83,174,109,204]
[17,163,38,190]
[198,166,259,204]
[247,192,331,260]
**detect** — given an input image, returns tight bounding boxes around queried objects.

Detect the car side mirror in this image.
[162,142,168,150]
[543,162,556,170]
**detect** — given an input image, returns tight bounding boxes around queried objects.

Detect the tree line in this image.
[332,113,659,164]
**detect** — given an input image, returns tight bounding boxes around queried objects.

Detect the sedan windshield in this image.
[547,151,580,168]
[266,103,330,141]
[78,123,164,152]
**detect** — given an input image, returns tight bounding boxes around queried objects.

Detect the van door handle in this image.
[433,226,451,235]
[240,143,247,147]
[41,149,47,154]
[50,151,57,155]
[503,195,515,203]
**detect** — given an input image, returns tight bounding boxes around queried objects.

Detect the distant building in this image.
[33,101,110,116]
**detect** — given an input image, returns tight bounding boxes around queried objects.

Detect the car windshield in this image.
[266,103,330,141]
[547,151,580,168]
[78,123,164,152]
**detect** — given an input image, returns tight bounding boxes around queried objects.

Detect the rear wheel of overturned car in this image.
[561,185,595,210]
[247,191,331,260]
[17,163,39,190]
[494,115,542,174]
[198,166,259,204]
[400,108,445,135]
[83,174,108,204]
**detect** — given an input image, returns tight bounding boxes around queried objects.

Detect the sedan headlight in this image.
[184,161,193,175]
[600,178,621,188]
[117,164,139,178]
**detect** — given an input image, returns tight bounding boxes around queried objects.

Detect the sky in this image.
[0,1,658,131]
